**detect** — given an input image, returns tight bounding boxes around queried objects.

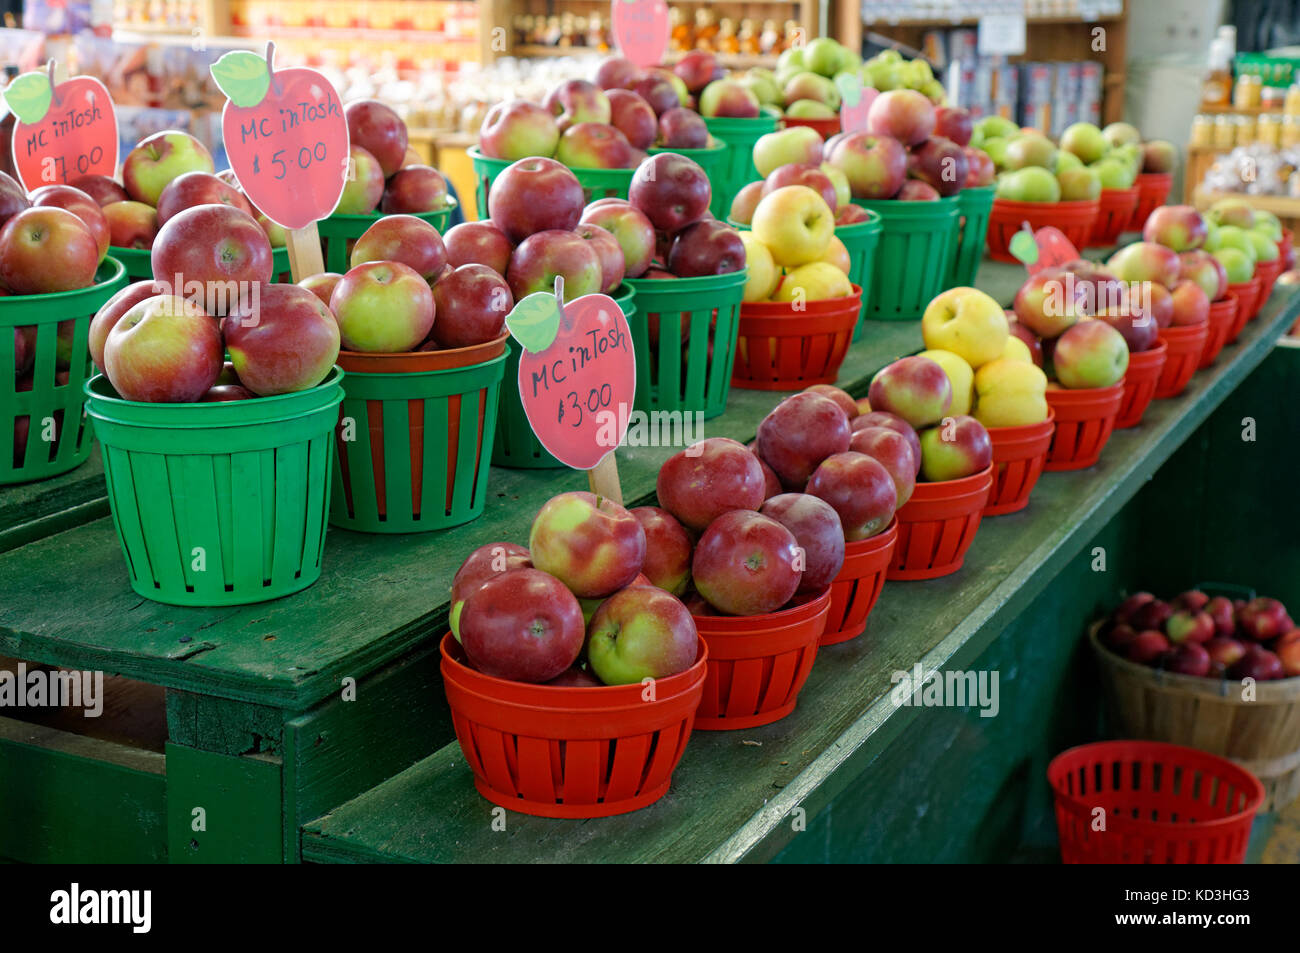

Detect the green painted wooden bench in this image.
[298,284,1300,863]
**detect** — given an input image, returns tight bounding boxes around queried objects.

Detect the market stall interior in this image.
[1,0,1300,866]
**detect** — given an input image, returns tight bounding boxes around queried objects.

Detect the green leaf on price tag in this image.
[506,291,563,353]
[210,51,271,108]
[1009,228,1039,266]
[835,73,862,109]
[2,71,52,125]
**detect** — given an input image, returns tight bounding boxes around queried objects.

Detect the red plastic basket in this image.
[1044,382,1123,471]
[889,464,993,580]
[1198,294,1237,369]
[1125,172,1173,232]
[1154,322,1209,399]
[1115,340,1168,429]
[731,286,861,390]
[439,633,708,818]
[1086,186,1139,247]
[692,588,831,729]
[986,198,1098,263]
[782,115,841,138]
[821,519,897,646]
[1225,276,1261,342]
[1255,256,1283,304]
[1048,740,1265,864]
[984,411,1055,515]
[1281,230,1294,268]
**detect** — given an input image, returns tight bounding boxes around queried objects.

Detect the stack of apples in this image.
[734,184,855,304]
[1141,203,1248,318]
[726,37,864,123]
[335,100,454,217]
[729,124,869,228]
[911,287,1052,433]
[980,118,1171,204]
[1101,589,1300,680]
[820,95,992,201]
[449,491,699,687]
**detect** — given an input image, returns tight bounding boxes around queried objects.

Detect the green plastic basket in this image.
[332,340,506,531]
[1,257,128,485]
[852,195,960,321]
[836,214,883,340]
[647,140,731,216]
[492,284,636,469]
[111,244,293,283]
[318,201,457,274]
[702,116,778,219]
[947,185,995,289]
[468,147,636,219]
[624,270,745,420]
[85,367,344,606]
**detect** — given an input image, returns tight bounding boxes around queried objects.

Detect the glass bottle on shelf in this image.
[1190,114,1213,148]
[1213,115,1235,149]
[1286,83,1300,117]
[1200,31,1233,109]
[1233,73,1261,110]
[587,15,607,51]
[739,19,761,56]
[718,19,739,55]
[1236,114,1255,145]
[543,16,562,47]
[695,10,719,51]
[1257,113,1281,147]
[670,7,691,52]
[760,19,780,54]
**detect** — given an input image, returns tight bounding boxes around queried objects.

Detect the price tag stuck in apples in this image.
[507,276,636,479]
[835,73,878,134]
[1010,224,1081,275]
[1,62,118,191]
[611,0,670,68]
[210,43,349,235]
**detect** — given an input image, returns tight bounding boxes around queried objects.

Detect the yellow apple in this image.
[770,261,852,302]
[972,358,1049,428]
[820,235,851,274]
[820,163,852,209]
[1001,335,1033,364]
[752,185,835,267]
[921,286,1010,369]
[918,348,975,416]
[740,233,779,302]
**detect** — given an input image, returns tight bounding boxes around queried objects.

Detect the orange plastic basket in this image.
[440,633,708,818]
[1153,323,1208,399]
[1044,382,1123,471]
[986,198,1098,262]
[889,464,993,580]
[1125,172,1173,232]
[1086,186,1139,247]
[731,286,862,390]
[1199,295,1237,369]
[692,588,831,729]
[1049,740,1265,864]
[1255,256,1283,304]
[782,115,841,138]
[1115,340,1167,429]
[1225,276,1261,342]
[984,411,1055,515]
[821,518,897,646]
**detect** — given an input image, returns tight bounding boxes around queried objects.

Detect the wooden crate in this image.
[1090,627,1300,812]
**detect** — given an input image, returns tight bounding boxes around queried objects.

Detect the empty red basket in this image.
[1198,295,1237,369]
[1044,382,1123,471]
[440,633,708,818]
[1087,186,1139,247]
[1154,323,1209,399]
[1048,740,1265,863]
[984,412,1055,515]
[986,198,1098,263]
[889,465,993,580]
[1115,340,1167,429]
[1125,172,1173,232]
[821,519,897,646]
[1225,276,1261,342]
[782,115,840,138]
[731,286,861,390]
[692,588,831,729]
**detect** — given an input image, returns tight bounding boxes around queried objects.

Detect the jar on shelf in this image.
[1233,73,1262,110]
[1283,115,1300,147]
[1213,115,1236,150]
[718,18,739,55]
[695,9,719,51]
[1286,83,1300,116]
[1236,114,1256,146]
[670,7,691,52]
[760,19,780,54]
[1190,114,1214,148]
[1257,113,1282,147]
[739,19,761,56]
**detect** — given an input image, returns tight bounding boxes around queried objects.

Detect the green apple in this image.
[863,59,901,91]
[776,47,807,75]
[586,587,699,685]
[752,125,823,178]
[982,136,1010,168]
[921,78,947,102]
[995,167,1061,203]
[782,72,840,109]
[1252,210,1283,241]
[1055,150,1083,174]
[1057,166,1101,201]
[1245,230,1279,262]
[1060,122,1109,164]
[1002,133,1058,171]
[740,69,783,106]
[786,98,837,119]
[1102,121,1141,148]
[1213,246,1255,283]
[975,115,1020,140]
[1208,197,1257,230]
[1207,224,1258,260]
[820,163,852,209]
[804,37,845,77]
[1092,157,1136,190]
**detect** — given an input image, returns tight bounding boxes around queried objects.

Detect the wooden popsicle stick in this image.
[286,222,325,282]
[587,453,623,507]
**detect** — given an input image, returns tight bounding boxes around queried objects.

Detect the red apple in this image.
[556,122,637,170]
[632,75,680,117]
[29,185,110,260]
[1164,642,1211,677]
[667,219,745,277]
[1130,599,1174,632]
[594,57,639,91]
[88,280,160,370]
[759,493,846,591]
[529,491,646,599]
[850,411,922,475]
[381,165,448,214]
[350,214,447,282]
[586,586,700,684]
[1237,597,1292,641]
[849,426,917,505]
[443,221,513,275]
[826,132,908,200]
[762,163,838,211]
[221,283,340,395]
[345,99,409,177]
[935,107,973,147]
[151,204,272,316]
[805,451,898,541]
[657,437,765,530]
[1170,279,1210,327]
[1205,637,1246,668]
[331,261,435,352]
[657,107,710,149]
[802,384,857,420]
[964,147,995,187]
[579,201,655,278]
[1277,637,1300,677]
[1178,249,1229,302]
[574,222,626,293]
[121,130,214,207]
[478,99,561,161]
[868,356,953,430]
[545,667,604,687]
[459,568,585,683]
[69,174,128,207]
[0,207,99,295]
[336,145,386,215]
[629,153,711,233]
[449,541,533,638]
[103,200,159,250]
[728,181,765,226]
[430,264,512,349]
[756,392,852,489]
[200,384,256,402]
[1229,644,1285,681]
[488,157,585,244]
[506,229,603,300]
[907,136,968,197]
[897,180,941,201]
[691,510,801,615]
[102,295,222,402]
[298,272,344,310]
[630,506,693,595]
[154,171,253,226]
[674,50,718,94]
[607,89,657,151]
[918,414,992,482]
[1205,596,1235,636]
[1128,629,1170,665]
[1007,318,1044,366]
[836,203,871,225]
[544,80,612,131]
[1165,610,1215,644]
[867,89,936,147]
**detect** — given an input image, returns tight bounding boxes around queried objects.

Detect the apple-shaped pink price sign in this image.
[507,276,636,484]
[2,63,118,191]
[835,73,878,134]
[611,0,670,68]
[1009,224,1081,275]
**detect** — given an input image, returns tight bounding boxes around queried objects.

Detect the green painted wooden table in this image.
[297,283,1300,864]
[0,446,108,555]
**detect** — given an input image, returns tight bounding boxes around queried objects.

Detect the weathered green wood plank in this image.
[0,716,166,863]
[0,446,108,553]
[0,319,920,710]
[166,742,283,863]
[300,290,1300,864]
